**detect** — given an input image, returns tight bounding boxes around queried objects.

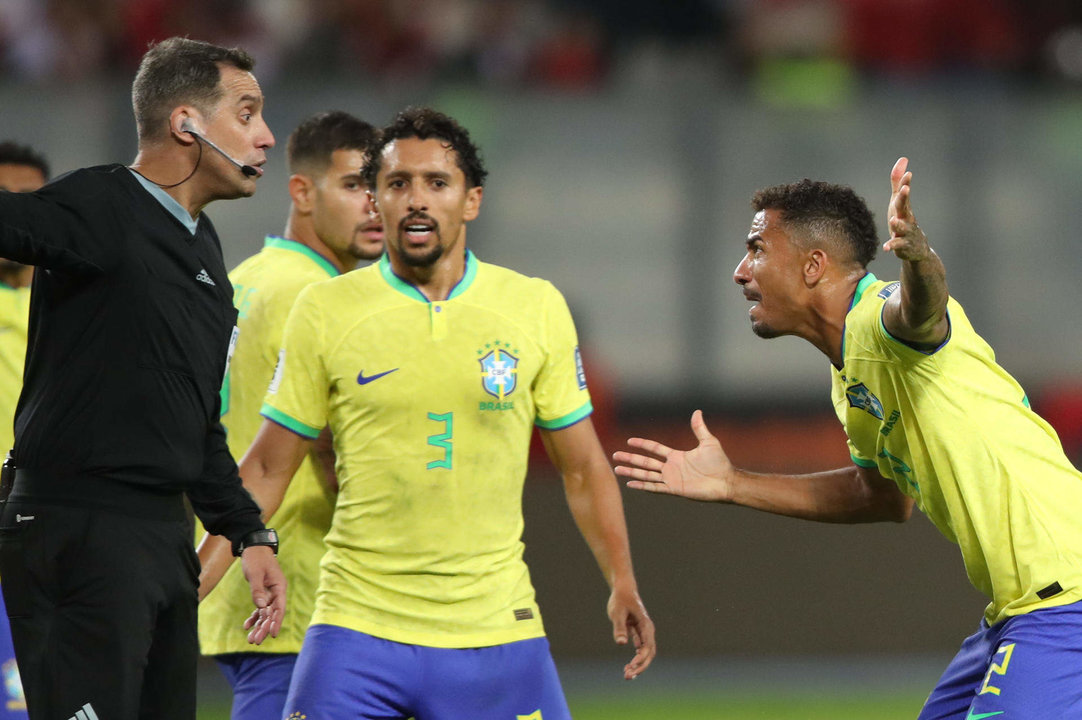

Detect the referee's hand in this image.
[240,546,287,645]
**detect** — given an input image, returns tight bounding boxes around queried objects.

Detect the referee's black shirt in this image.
[0,164,263,542]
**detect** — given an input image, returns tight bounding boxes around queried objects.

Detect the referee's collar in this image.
[128,169,199,234]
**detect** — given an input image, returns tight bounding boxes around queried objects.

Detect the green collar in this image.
[379,249,478,303]
[850,272,878,311]
[838,272,878,369]
[264,236,339,278]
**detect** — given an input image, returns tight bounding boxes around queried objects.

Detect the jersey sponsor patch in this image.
[877,281,900,299]
[268,349,286,394]
[574,346,587,390]
[221,325,240,386]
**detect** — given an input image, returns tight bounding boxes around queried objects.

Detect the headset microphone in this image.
[180,121,260,178]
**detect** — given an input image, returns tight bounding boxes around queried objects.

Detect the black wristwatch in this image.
[232,528,279,557]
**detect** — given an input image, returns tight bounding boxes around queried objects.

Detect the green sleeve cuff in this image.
[260,404,321,439]
[851,454,878,468]
[536,402,593,430]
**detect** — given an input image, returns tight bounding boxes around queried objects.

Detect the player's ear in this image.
[463,185,483,222]
[288,174,314,212]
[803,248,828,287]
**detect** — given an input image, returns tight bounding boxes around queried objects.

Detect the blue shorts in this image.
[919,600,1082,719]
[0,589,26,719]
[215,653,297,720]
[283,625,572,720]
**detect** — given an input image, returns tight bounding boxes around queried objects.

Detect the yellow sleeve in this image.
[260,285,329,438]
[532,283,592,429]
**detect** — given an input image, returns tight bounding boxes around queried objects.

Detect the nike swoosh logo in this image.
[965,711,1004,720]
[357,368,399,385]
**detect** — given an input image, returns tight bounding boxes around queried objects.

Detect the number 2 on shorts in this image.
[979,642,1015,696]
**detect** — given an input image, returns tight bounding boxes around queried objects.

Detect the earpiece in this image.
[176,118,260,178]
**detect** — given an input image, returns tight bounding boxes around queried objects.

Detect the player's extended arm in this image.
[540,418,657,680]
[881,157,949,348]
[197,419,311,642]
[614,410,913,524]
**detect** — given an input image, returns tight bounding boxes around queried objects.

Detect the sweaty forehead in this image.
[748,209,768,237]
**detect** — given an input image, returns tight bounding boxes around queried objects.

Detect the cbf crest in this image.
[846,382,885,420]
[478,341,519,400]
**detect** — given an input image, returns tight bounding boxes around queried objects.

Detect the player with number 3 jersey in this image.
[198,107,656,720]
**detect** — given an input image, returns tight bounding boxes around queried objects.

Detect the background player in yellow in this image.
[615,158,1082,719]
[0,138,47,720]
[0,141,47,454]
[199,107,656,719]
[197,111,382,720]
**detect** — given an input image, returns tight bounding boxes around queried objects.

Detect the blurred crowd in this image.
[2,0,1082,90]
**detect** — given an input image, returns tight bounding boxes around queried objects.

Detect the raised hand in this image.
[613,410,733,502]
[884,157,931,261]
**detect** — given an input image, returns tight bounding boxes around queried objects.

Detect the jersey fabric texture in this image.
[200,236,339,657]
[0,284,28,455]
[283,625,572,720]
[262,250,592,648]
[917,600,1082,719]
[831,274,1082,625]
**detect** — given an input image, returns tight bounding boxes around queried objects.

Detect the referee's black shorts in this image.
[0,475,199,720]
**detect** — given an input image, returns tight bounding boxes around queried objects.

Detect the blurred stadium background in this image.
[4,0,1082,716]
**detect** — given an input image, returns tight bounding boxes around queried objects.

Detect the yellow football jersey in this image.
[262,251,592,648]
[199,236,340,655]
[831,274,1082,625]
[0,284,29,454]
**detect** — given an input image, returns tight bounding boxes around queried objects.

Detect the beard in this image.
[395,213,444,267]
[399,242,444,267]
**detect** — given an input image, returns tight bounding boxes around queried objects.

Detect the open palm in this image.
[613,410,733,502]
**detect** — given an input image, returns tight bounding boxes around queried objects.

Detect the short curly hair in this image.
[752,179,878,267]
[363,106,487,189]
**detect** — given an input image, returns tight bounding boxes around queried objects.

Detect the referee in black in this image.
[0,38,286,720]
